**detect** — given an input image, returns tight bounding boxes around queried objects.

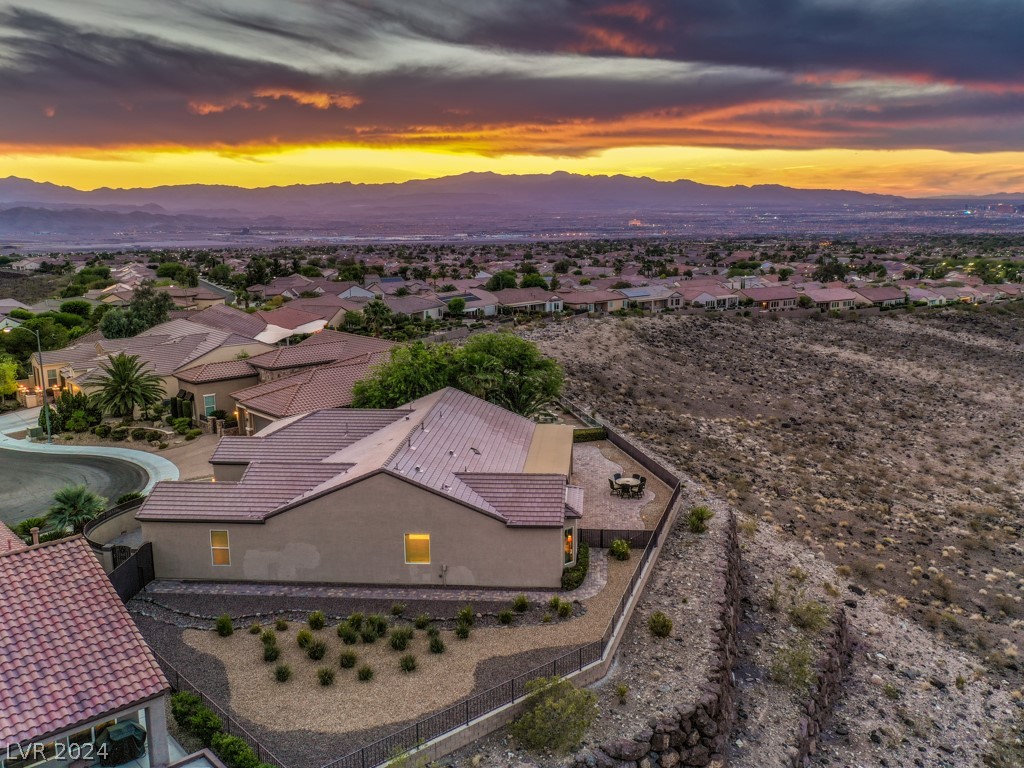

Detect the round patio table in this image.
[616,477,640,489]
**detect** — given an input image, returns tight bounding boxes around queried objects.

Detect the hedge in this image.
[561,542,590,591]
[170,692,272,768]
[572,427,607,443]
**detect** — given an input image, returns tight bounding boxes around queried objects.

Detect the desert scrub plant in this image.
[426,626,440,639]
[614,683,628,704]
[215,614,234,637]
[307,639,327,660]
[247,623,261,635]
[648,611,673,638]
[274,664,292,682]
[275,618,288,631]
[260,629,276,645]
[548,596,563,612]
[390,627,414,651]
[686,505,714,533]
[455,621,471,639]
[347,612,364,630]
[360,628,378,644]
[883,683,902,700]
[399,654,417,673]
[338,625,359,644]
[391,602,406,616]
[339,650,357,669]
[296,629,314,649]
[739,516,758,537]
[609,538,631,561]
[358,665,374,682]
[512,594,530,612]
[498,609,514,625]
[308,610,326,630]
[317,668,335,686]
[414,613,431,629]
[511,676,598,754]
[557,600,573,619]
[770,639,815,693]
[262,644,280,662]
[542,613,552,623]
[788,597,830,632]
[456,605,475,626]
[767,581,783,613]
[429,635,446,654]
[367,613,389,636]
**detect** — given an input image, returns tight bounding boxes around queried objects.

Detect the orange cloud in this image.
[253,89,362,109]
[569,26,661,56]
[594,1,669,30]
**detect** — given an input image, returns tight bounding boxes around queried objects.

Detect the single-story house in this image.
[0,529,171,768]
[801,287,860,311]
[381,293,447,320]
[280,295,368,327]
[138,388,582,589]
[245,330,395,383]
[677,285,740,310]
[175,360,260,421]
[853,286,906,308]
[933,286,976,304]
[491,288,564,314]
[615,286,683,312]
[556,290,626,314]
[437,289,501,316]
[739,286,800,311]
[252,307,327,343]
[905,287,946,306]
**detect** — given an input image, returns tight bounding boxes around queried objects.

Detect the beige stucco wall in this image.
[178,376,259,418]
[142,472,572,588]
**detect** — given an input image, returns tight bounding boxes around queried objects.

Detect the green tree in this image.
[90,353,164,419]
[511,676,597,754]
[99,308,139,339]
[446,297,466,317]
[485,271,518,291]
[127,284,174,329]
[59,300,93,320]
[46,485,107,535]
[459,333,562,416]
[0,354,18,402]
[362,299,392,337]
[519,273,548,289]
[351,343,456,408]
[208,264,233,283]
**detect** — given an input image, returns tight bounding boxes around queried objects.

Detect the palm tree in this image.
[46,486,107,535]
[91,352,164,419]
[363,299,392,337]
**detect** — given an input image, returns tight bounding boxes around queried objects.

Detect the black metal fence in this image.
[578,528,654,549]
[152,650,290,768]
[108,542,155,603]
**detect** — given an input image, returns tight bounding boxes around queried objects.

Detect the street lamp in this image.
[3,326,52,443]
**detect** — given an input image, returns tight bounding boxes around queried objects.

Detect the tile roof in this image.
[457,473,568,526]
[565,486,584,519]
[490,288,561,305]
[175,359,258,384]
[246,332,394,370]
[255,307,326,330]
[381,294,447,314]
[739,286,800,301]
[0,537,168,746]
[0,522,26,553]
[802,287,860,302]
[186,305,268,338]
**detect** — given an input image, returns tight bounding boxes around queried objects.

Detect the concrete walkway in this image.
[0,407,179,495]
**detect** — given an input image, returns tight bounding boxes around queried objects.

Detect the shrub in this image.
[511,676,598,754]
[308,611,326,630]
[188,708,224,748]
[158,442,168,449]
[542,613,552,623]
[399,654,417,673]
[317,668,335,686]
[548,596,562,612]
[390,627,414,651]
[339,650,357,668]
[614,683,628,704]
[609,538,631,561]
[561,542,590,590]
[93,424,111,438]
[455,621,471,640]
[498,609,514,625]
[648,611,673,638]
[429,635,446,654]
[347,612,364,630]
[215,614,234,637]
[367,613,389,636]
[262,645,280,662]
[296,629,313,648]
[260,629,276,645]
[572,427,608,443]
[512,594,530,613]
[115,491,145,504]
[274,664,292,682]
[275,619,288,631]
[110,427,129,441]
[360,628,378,644]
[338,625,359,644]
[146,429,162,442]
[185,428,203,441]
[456,605,475,626]
[426,626,440,638]
[557,601,573,619]
[358,665,374,682]
[788,598,830,632]
[210,733,260,768]
[307,640,327,660]
[131,427,148,440]
[414,613,431,630]
[883,683,902,700]
[770,639,815,693]
[248,623,261,635]
[390,602,406,616]
[686,505,714,533]
[170,691,202,728]
[172,417,192,434]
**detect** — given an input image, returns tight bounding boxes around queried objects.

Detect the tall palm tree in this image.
[363,299,392,337]
[91,352,164,419]
[46,486,107,535]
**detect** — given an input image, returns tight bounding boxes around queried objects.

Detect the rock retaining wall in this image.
[785,608,853,768]
[573,513,742,768]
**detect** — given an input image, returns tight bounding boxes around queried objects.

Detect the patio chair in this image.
[613,472,622,481]
[632,473,641,480]
[608,478,621,497]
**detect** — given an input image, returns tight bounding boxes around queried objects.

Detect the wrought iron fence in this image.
[108,542,155,602]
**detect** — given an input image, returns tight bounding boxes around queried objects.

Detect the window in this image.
[210,530,230,566]
[46,368,58,387]
[203,394,217,417]
[404,533,430,564]
[564,528,575,565]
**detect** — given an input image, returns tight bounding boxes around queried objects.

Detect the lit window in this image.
[404,533,430,564]
[211,530,230,566]
[564,528,575,565]
[203,394,216,417]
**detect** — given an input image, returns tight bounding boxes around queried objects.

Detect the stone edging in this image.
[786,608,853,768]
[572,512,742,768]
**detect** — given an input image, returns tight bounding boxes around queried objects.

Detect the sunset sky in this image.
[1,0,1022,196]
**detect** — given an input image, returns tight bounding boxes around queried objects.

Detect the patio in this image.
[572,441,670,530]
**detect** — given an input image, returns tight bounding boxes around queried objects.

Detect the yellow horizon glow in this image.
[3,144,1023,197]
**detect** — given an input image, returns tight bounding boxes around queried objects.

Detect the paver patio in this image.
[572,440,670,529]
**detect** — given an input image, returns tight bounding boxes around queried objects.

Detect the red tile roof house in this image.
[555,289,626,315]
[853,286,907,308]
[252,307,327,343]
[0,529,172,768]
[676,285,740,310]
[136,388,582,589]
[800,287,861,311]
[490,288,564,314]
[738,286,800,311]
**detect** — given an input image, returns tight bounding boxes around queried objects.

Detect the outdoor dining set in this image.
[608,472,647,498]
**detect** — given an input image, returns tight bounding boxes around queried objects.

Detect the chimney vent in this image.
[30,527,40,546]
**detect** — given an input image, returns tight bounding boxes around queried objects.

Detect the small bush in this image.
[110,427,129,441]
[131,427,148,440]
[883,683,902,700]
[339,650,357,668]
[215,614,234,637]
[358,665,374,682]
[455,621,471,640]
[414,614,431,629]
[498,609,514,625]
[399,654,417,673]
[210,732,259,768]
[296,629,313,648]
[185,428,203,441]
[572,427,607,443]
[648,611,673,638]
[93,424,111,438]
[275,619,288,631]
[788,598,830,632]
[347,612,364,630]
[561,542,590,590]
[146,429,162,442]
[390,627,414,651]
[512,594,530,612]
[188,708,224,748]
[456,605,475,626]
[170,691,202,729]
[686,505,714,533]
[614,683,628,704]
[260,629,276,645]
[115,491,144,504]
[274,664,292,682]
[511,676,598,754]
[317,668,336,686]
[248,623,261,635]
[338,625,359,644]
[542,613,552,623]
[557,600,573,619]
[366,613,389,636]
[771,640,815,693]
[609,538,631,561]
[262,645,280,662]
[548,596,562,612]
[391,602,406,616]
[307,640,327,660]
[172,417,192,434]
[429,635,446,654]
[308,611,326,630]
[426,626,440,638]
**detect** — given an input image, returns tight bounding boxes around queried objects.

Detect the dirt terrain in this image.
[521,305,1024,765]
